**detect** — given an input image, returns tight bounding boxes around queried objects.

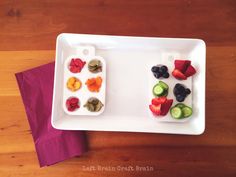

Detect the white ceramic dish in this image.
[63,46,106,116]
[52,33,206,135]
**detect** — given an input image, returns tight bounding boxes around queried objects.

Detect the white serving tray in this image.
[52,33,206,135]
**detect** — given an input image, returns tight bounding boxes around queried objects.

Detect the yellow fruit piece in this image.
[74,80,81,89]
[67,77,81,91]
[69,77,76,83]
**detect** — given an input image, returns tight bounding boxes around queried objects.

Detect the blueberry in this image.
[174,84,184,95]
[151,66,159,73]
[175,83,182,89]
[175,84,185,93]
[173,88,180,96]
[163,72,169,78]
[176,94,185,102]
[160,65,168,73]
[154,72,161,78]
[159,65,168,73]
[185,88,191,94]
[177,85,185,93]
[180,91,187,97]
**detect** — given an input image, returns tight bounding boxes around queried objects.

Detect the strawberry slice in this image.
[151,97,167,106]
[174,60,191,73]
[149,104,162,116]
[172,69,187,80]
[160,99,173,116]
[184,65,196,77]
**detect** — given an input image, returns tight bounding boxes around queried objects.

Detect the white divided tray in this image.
[52,33,206,135]
[63,46,106,116]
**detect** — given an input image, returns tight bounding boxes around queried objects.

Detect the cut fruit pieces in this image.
[172,59,197,80]
[184,64,196,77]
[160,99,173,116]
[152,97,167,105]
[152,81,169,97]
[149,97,173,116]
[69,58,86,73]
[85,76,103,92]
[67,77,82,92]
[149,104,162,116]
[153,85,164,96]
[159,81,169,90]
[84,97,104,112]
[175,103,186,109]
[170,103,193,119]
[170,107,182,119]
[172,69,187,80]
[66,97,80,112]
[174,60,191,73]
[173,83,191,102]
[182,106,193,118]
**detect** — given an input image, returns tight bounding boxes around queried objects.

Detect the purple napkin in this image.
[15,62,87,167]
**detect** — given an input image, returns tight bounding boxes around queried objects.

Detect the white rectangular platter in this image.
[51,33,206,135]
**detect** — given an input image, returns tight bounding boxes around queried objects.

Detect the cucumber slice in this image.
[159,81,168,90]
[182,106,192,118]
[159,89,168,97]
[170,107,182,119]
[175,103,186,109]
[153,84,164,96]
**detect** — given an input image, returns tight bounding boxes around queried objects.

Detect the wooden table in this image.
[0,1,235,176]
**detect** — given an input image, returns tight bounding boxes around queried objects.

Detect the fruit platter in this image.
[148,59,196,122]
[52,34,206,135]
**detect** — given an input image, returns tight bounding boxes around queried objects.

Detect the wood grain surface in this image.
[0,0,236,177]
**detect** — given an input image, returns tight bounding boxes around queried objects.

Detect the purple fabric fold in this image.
[15,62,87,167]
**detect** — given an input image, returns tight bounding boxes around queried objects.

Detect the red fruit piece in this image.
[69,58,86,73]
[70,59,75,66]
[172,69,187,80]
[149,104,162,116]
[184,65,196,77]
[66,97,80,111]
[174,60,191,73]
[74,58,86,68]
[73,59,80,66]
[151,97,167,106]
[160,99,173,116]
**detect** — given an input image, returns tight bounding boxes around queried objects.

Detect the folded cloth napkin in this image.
[15,62,87,167]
